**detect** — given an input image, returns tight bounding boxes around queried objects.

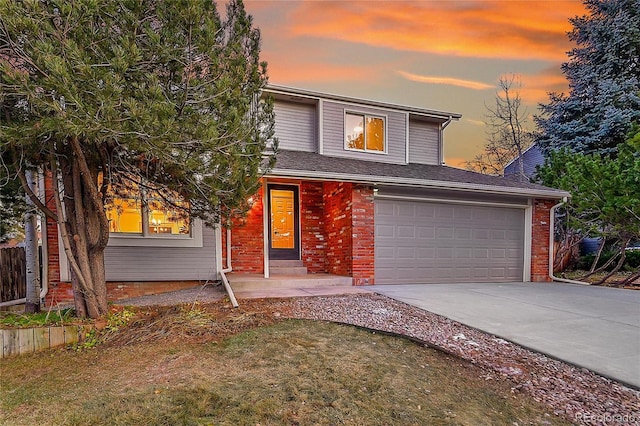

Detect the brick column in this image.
[531,199,556,282]
[351,184,374,285]
[42,173,75,306]
[229,186,265,273]
[300,181,326,273]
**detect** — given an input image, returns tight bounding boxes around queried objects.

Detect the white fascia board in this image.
[266,169,571,199]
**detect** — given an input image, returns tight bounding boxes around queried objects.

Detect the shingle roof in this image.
[268,150,569,199]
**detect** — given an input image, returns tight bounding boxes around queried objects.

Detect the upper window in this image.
[345,112,386,153]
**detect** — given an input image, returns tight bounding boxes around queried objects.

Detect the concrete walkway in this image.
[371,282,640,389]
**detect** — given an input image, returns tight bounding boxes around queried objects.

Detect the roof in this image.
[503,143,544,179]
[267,150,569,199]
[264,84,462,123]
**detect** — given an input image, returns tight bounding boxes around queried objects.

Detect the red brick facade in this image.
[225,186,265,273]
[300,182,326,273]
[43,169,558,305]
[229,180,375,285]
[350,185,375,285]
[323,182,353,277]
[531,199,556,282]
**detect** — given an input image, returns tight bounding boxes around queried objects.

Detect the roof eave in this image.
[265,168,571,199]
[263,84,462,122]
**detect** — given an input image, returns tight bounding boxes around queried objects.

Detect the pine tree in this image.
[535,0,640,155]
[0,0,276,318]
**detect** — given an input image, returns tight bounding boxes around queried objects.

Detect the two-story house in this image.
[44,85,569,305]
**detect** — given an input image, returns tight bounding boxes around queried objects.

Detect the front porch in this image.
[224,180,376,288]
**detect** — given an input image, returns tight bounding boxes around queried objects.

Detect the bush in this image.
[576,249,640,271]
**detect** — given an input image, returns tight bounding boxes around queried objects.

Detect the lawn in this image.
[0,305,571,425]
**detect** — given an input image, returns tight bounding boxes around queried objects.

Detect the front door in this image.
[268,185,300,260]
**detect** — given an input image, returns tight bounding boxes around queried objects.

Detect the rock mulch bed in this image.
[280,293,639,426]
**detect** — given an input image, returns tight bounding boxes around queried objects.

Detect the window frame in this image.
[344,110,388,154]
[106,187,202,247]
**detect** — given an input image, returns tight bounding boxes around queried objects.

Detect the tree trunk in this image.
[48,139,110,319]
[24,169,41,314]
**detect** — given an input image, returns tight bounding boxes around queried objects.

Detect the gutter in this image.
[220,227,239,308]
[549,198,589,285]
[267,169,570,199]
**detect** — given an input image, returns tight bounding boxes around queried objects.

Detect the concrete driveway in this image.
[372,282,640,389]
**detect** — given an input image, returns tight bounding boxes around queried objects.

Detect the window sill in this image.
[106,219,204,248]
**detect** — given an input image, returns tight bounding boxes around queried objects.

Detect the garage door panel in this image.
[397,225,416,238]
[375,199,524,284]
[376,224,395,238]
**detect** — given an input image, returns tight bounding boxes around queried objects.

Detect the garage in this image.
[375,198,526,284]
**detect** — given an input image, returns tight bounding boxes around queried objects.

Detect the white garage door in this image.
[375,199,525,284]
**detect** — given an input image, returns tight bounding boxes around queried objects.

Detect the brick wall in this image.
[228,186,265,274]
[46,280,203,305]
[43,173,63,307]
[351,185,375,285]
[323,182,353,276]
[531,199,556,282]
[322,182,375,285]
[300,182,326,273]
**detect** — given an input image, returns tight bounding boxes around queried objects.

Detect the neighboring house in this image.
[503,143,544,180]
[44,85,569,305]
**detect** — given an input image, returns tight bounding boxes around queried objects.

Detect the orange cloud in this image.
[397,70,493,90]
[286,1,585,62]
[519,68,570,104]
[263,49,375,84]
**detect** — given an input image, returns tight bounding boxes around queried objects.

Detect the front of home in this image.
[44,85,568,305]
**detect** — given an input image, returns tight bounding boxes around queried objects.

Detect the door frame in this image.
[267,184,301,261]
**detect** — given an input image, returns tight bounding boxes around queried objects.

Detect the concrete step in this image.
[270,266,308,276]
[227,273,353,291]
[270,260,304,267]
[269,259,307,275]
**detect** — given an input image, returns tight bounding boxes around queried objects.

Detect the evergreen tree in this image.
[535,0,640,155]
[0,0,276,318]
[537,126,640,284]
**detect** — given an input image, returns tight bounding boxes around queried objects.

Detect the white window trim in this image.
[344,110,388,155]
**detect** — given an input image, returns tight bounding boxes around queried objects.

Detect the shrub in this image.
[576,250,640,271]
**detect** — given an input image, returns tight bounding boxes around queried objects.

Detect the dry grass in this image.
[1,303,572,426]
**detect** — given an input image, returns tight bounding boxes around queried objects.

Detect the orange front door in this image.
[268,185,299,260]
[270,189,295,249]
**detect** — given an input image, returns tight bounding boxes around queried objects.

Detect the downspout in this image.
[439,116,453,165]
[220,227,239,307]
[549,198,589,285]
[0,170,49,308]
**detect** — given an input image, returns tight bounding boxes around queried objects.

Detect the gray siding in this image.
[408,119,440,165]
[322,101,407,164]
[273,100,317,152]
[104,227,217,281]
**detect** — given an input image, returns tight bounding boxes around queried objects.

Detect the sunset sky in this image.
[244,0,587,168]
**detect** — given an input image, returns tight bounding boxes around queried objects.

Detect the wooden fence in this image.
[0,247,27,303]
